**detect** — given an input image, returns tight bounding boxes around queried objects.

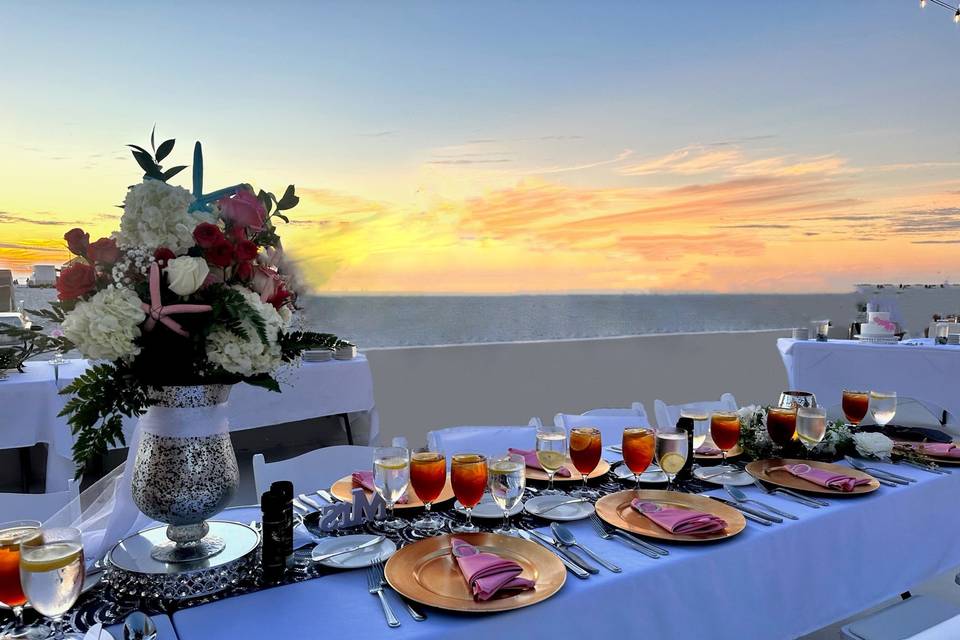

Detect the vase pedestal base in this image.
[150,534,226,563]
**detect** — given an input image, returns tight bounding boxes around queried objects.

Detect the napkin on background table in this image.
[631,499,727,534]
[352,470,409,503]
[450,538,535,601]
[507,448,572,477]
[695,444,722,456]
[768,463,872,492]
[907,442,960,458]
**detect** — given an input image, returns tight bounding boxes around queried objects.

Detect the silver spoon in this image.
[122,612,157,640]
[551,522,621,573]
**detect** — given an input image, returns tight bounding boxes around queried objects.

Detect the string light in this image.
[919,0,960,23]
[955,6,960,22]
[921,0,927,7]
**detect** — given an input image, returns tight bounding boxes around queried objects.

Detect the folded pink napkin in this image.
[451,538,535,601]
[631,500,727,534]
[696,444,722,456]
[768,463,871,492]
[352,471,409,503]
[507,448,572,477]
[905,442,960,458]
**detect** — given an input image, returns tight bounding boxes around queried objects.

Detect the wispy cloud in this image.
[357,130,397,137]
[619,145,742,176]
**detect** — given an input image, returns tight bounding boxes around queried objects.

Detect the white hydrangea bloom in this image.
[115,180,212,254]
[205,286,285,376]
[62,287,146,361]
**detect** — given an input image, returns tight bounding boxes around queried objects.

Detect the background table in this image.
[1,356,379,489]
[171,458,960,640]
[777,338,958,425]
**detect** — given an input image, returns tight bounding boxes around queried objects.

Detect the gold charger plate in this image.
[525,458,611,482]
[330,475,455,510]
[384,532,566,613]
[595,489,746,543]
[745,458,880,496]
[694,443,743,460]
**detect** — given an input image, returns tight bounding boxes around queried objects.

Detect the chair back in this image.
[553,413,651,444]
[427,425,538,460]
[654,393,738,429]
[0,480,80,523]
[253,445,376,497]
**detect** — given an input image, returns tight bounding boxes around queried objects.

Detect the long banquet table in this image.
[168,456,960,640]
[0,356,379,488]
[777,338,959,422]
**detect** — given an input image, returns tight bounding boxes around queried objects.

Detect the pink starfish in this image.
[141,263,212,337]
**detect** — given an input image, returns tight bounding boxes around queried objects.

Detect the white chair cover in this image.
[553,413,651,445]
[583,403,649,418]
[654,393,738,429]
[252,445,376,497]
[1,480,80,523]
[427,425,538,460]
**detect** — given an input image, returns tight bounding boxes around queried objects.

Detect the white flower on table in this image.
[852,432,894,460]
[61,286,146,361]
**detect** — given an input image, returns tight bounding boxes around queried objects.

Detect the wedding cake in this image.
[858,305,897,342]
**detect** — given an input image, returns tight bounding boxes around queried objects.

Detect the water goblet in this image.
[488,453,525,534]
[535,424,567,495]
[869,391,897,427]
[796,406,827,450]
[19,528,84,640]
[373,446,410,531]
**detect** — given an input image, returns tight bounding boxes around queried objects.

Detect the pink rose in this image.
[218,190,266,231]
[251,265,282,300]
[64,228,90,258]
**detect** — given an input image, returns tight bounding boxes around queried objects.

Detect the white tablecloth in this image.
[777,338,959,422]
[0,356,379,488]
[171,460,960,640]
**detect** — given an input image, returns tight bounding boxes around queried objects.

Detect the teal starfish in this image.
[188,141,244,213]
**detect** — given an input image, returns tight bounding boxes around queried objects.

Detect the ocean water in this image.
[15,286,960,348]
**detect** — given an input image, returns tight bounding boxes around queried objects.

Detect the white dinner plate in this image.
[524,495,595,521]
[613,464,668,484]
[310,534,396,569]
[454,494,524,519]
[693,465,754,487]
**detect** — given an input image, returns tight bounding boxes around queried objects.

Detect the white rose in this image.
[853,432,893,460]
[165,256,210,296]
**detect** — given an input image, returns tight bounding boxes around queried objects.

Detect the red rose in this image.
[87,237,121,264]
[153,247,175,268]
[64,228,89,258]
[235,261,254,281]
[234,240,258,261]
[229,225,248,242]
[218,189,266,231]
[193,222,225,249]
[205,241,234,268]
[266,282,292,309]
[56,262,97,301]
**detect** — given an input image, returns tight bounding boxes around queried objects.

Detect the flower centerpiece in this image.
[46,130,343,562]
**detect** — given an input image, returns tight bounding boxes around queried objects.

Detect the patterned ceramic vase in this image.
[131,385,239,563]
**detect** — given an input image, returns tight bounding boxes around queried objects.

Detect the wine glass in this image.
[621,427,655,489]
[869,391,897,427]
[488,453,525,534]
[409,448,447,534]
[19,528,84,640]
[373,446,410,531]
[535,424,567,495]
[0,520,46,640]
[796,406,827,450]
[680,409,709,451]
[568,427,602,499]
[842,390,870,427]
[451,454,488,533]
[766,407,797,450]
[710,412,741,467]
[655,431,688,491]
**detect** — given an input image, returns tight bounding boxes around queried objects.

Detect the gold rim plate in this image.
[525,458,611,482]
[745,458,880,496]
[384,533,566,612]
[331,475,455,509]
[595,489,746,543]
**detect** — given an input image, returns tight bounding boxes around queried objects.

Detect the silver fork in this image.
[367,564,400,627]
[751,477,825,508]
[374,559,425,621]
[589,514,664,559]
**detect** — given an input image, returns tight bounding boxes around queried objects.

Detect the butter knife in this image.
[526,530,599,574]
[710,496,777,524]
[311,535,385,562]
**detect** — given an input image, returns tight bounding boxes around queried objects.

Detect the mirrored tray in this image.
[104,520,259,602]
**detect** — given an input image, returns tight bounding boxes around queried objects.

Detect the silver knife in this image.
[611,529,670,556]
[316,489,338,502]
[900,460,949,475]
[311,536,385,562]
[711,497,780,524]
[526,530,599,574]
[516,530,590,579]
[299,493,323,510]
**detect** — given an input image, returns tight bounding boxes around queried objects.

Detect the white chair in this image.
[553,413,651,445]
[654,393,738,430]
[253,445,376,497]
[0,480,80,523]
[841,595,960,639]
[427,425,538,459]
[583,403,650,418]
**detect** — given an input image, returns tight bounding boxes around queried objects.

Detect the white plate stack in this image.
[303,349,334,363]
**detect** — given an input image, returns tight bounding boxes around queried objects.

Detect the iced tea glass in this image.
[766,407,797,449]
[410,450,447,533]
[622,427,655,489]
[568,427,602,499]
[451,454,488,533]
[710,412,741,465]
[0,520,45,640]
[842,390,870,427]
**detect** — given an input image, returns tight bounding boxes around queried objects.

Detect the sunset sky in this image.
[2,1,960,293]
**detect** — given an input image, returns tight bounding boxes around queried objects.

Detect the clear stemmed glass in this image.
[409,448,447,534]
[655,431,688,491]
[0,520,46,640]
[373,446,410,531]
[568,427,602,499]
[869,391,897,427]
[19,527,84,640]
[766,407,797,451]
[796,406,827,450]
[842,389,870,428]
[622,427,656,489]
[710,412,741,467]
[488,453,526,534]
[451,454,488,533]
[680,409,709,451]
[535,424,567,495]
